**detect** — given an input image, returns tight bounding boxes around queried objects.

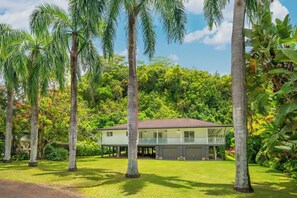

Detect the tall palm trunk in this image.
[68,32,78,171]
[232,0,253,193]
[125,12,140,178]
[29,95,39,166]
[38,123,44,159]
[3,88,13,163]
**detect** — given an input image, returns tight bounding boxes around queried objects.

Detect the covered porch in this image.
[138,128,226,145]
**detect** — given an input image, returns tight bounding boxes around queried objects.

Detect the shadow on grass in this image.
[32,167,297,197]
[1,159,297,197]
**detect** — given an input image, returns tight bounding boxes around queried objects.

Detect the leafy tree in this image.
[246,4,297,178]
[102,0,186,178]
[30,0,104,171]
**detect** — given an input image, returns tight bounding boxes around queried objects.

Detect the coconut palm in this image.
[0,24,25,163]
[30,0,104,171]
[203,0,263,192]
[102,0,186,177]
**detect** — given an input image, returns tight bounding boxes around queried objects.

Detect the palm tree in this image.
[0,24,25,163]
[30,0,104,171]
[12,31,67,166]
[203,0,262,192]
[102,0,186,178]
[230,0,254,193]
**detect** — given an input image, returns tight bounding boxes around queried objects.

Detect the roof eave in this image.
[99,125,233,131]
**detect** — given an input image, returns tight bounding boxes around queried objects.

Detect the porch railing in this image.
[138,137,225,144]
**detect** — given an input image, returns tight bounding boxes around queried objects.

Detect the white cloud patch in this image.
[184,0,288,50]
[184,26,217,43]
[185,21,232,50]
[184,0,234,50]
[118,49,128,57]
[270,0,289,21]
[203,21,232,50]
[0,0,68,29]
[184,0,204,15]
[168,54,179,61]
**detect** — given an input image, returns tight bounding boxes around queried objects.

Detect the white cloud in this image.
[168,54,179,61]
[222,0,234,21]
[0,0,68,29]
[184,0,294,50]
[184,0,234,50]
[203,21,232,50]
[184,26,217,43]
[118,49,128,57]
[184,21,232,50]
[270,0,289,21]
[184,0,204,15]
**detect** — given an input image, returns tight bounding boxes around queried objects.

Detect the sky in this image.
[1,0,297,74]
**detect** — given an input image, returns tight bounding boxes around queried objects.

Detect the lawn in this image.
[0,157,296,198]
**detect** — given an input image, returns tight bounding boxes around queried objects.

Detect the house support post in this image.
[116,146,120,158]
[214,146,217,160]
[108,146,111,156]
[101,145,104,158]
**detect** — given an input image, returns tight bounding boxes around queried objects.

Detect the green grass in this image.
[0,157,296,198]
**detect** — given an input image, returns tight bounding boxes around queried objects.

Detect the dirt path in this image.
[0,180,84,198]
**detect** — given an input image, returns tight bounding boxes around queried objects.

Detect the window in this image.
[126,131,128,136]
[184,131,194,142]
[153,132,163,138]
[107,132,113,137]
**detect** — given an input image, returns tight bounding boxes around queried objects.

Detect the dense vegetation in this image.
[0,1,296,192]
[244,11,297,179]
[0,56,233,160]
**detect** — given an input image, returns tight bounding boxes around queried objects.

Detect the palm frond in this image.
[30,3,71,36]
[203,0,229,30]
[139,3,156,59]
[154,0,187,44]
[102,0,122,58]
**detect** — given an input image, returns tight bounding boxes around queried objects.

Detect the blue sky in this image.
[1,0,296,74]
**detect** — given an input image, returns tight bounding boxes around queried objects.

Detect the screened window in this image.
[184,131,194,142]
[107,132,113,137]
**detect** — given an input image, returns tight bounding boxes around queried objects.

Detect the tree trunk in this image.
[38,123,44,159]
[29,96,39,167]
[68,32,78,171]
[232,0,253,193]
[125,12,140,178]
[3,88,13,163]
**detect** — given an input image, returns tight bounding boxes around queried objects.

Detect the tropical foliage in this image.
[0,56,233,161]
[245,5,297,179]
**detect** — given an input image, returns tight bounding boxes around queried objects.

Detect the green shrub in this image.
[44,144,68,161]
[0,141,4,160]
[76,141,102,156]
[225,130,234,150]
[12,150,29,161]
[247,135,262,163]
[283,160,297,179]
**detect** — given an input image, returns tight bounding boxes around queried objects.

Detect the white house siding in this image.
[101,130,128,145]
[100,127,224,145]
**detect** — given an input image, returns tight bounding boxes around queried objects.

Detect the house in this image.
[99,118,232,160]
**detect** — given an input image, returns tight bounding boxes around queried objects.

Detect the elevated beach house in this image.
[99,118,232,160]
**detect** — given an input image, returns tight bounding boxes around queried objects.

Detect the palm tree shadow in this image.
[31,166,297,197]
[33,167,122,181]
